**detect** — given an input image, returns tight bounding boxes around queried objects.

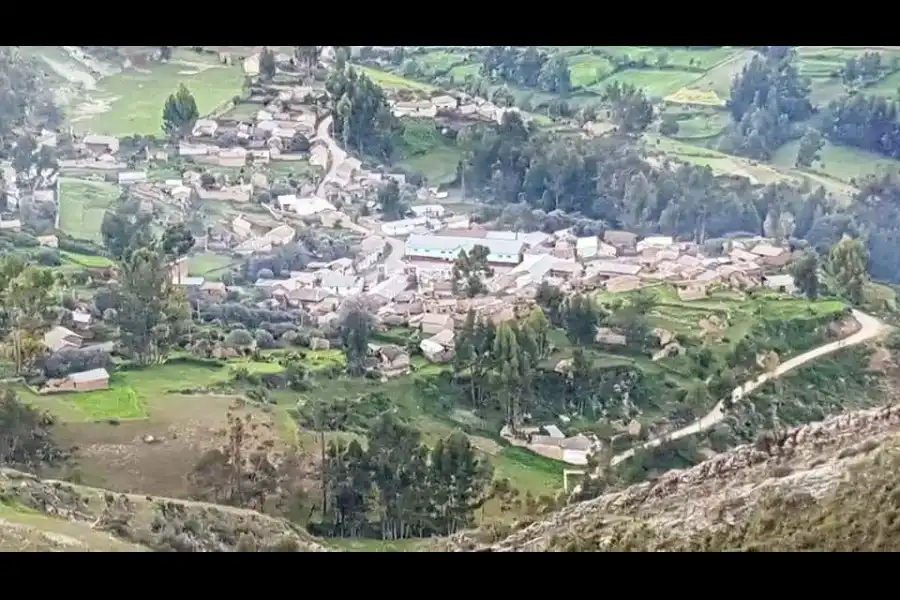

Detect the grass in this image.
[59,251,114,268]
[492,447,564,497]
[772,139,900,184]
[355,65,436,92]
[660,106,730,140]
[74,61,244,137]
[58,178,120,241]
[644,134,858,204]
[188,252,236,278]
[393,118,464,185]
[593,69,703,99]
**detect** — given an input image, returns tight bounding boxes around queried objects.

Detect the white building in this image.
[405,234,524,266]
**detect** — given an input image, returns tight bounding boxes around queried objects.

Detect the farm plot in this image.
[772,139,900,184]
[592,69,702,99]
[58,178,120,241]
[644,135,858,204]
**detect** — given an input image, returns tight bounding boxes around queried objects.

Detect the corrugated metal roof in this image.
[406,234,524,258]
[68,367,110,383]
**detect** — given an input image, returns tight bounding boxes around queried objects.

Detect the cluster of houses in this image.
[390,90,528,126]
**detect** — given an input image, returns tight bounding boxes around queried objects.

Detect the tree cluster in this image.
[320,412,492,539]
[719,50,813,160]
[325,66,398,160]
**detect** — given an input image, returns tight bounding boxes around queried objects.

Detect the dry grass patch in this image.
[54,395,284,499]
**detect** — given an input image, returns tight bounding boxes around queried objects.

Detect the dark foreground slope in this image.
[0,468,328,552]
[437,403,900,552]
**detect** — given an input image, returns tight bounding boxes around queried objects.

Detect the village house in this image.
[636,236,675,253]
[263,224,296,246]
[369,344,411,378]
[0,218,22,231]
[193,119,219,137]
[763,274,797,294]
[320,271,363,297]
[232,215,254,238]
[575,236,599,260]
[603,230,638,254]
[751,242,792,267]
[235,237,273,255]
[420,329,455,363]
[288,287,335,307]
[71,309,93,330]
[405,234,524,266]
[37,234,59,248]
[83,134,119,155]
[367,274,410,306]
[410,204,446,219]
[382,216,429,236]
[43,326,84,352]
[595,327,627,346]
[584,260,642,282]
[357,235,386,271]
[418,312,454,336]
[200,281,228,300]
[328,257,355,275]
[42,367,111,394]
[118,171,148,185]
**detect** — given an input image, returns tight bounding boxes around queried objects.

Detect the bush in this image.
[254,329,276,349]
[225,329,254,349]
[35,248,61,267]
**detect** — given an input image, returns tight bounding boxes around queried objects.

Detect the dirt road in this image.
[313,114,406,274]
[610,309,889,466]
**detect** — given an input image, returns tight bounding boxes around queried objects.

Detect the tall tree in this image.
[452,245,493,297]
[0,257,56,374]
[826,236,868,304]
[162,84,199,138]
[791,251,820,300]
[259,47,277,81]
[113,245,189,365]
[795,128,825,168]
[338,300,374,376]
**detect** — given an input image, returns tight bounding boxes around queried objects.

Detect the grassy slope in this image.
[58,178,120,241]
[0,468,326,552]
[73,49,244,137]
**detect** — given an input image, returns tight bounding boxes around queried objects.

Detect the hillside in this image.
[0,468,328,552]
[437,399,900,552]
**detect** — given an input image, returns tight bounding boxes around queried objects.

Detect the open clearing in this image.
[645,135,859,204]
[72,52,244,137]
[188,252,237,279]
[58,178,120,241]
[772,139,900,185]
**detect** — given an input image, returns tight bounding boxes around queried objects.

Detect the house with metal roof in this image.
[405,234,524,266]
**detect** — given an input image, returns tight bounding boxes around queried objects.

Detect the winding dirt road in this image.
[609,309,889,466]
[313,114,406,274]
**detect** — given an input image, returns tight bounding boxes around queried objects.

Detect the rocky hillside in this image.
[0,469,328,552]
[438,401,900,552]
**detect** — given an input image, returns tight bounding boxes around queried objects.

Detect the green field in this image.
[59,251,114,268]
[772,139,900,185]
[74,55,244,137]
[660,105,731,140]
[58,178,120,241]
[356,65,436,92]
[187,252,237,279]
[644,134,859,204]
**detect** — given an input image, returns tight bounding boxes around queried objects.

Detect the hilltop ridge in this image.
[437,399,900,551]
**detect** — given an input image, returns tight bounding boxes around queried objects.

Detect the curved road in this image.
[609,309,888,467]
[313,113,406,275]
